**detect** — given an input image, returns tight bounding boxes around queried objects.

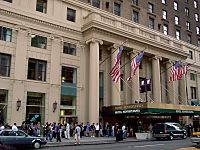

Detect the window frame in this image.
[186,21,190,30]
[61,66,77,84]
[0,53,11,77]
[185,8,189,16]
[132,0,138,5]
[114,2,121,16]
[162,10,167,19]
[189,50,193,59]
[0,26,12,42]
[175,29,180,40]
[174,1,178,10]
[27,58,47,81]
[195,14,199,22]
[133,10,139,23]
[148,2,154,13]
[67,8,76,22]
[194,0,198,8]
[91,0,100,8]
[161,0,166,4]
[31,34,47,49]
[163,24,168,35]
[196,26,200,34]
[36,0,47,13]
[148,17,154,29]
[187,34,192,44]
[63,42,76,56]
[175,16,179,25]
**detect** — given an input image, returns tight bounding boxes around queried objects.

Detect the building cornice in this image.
[0,8,82,38]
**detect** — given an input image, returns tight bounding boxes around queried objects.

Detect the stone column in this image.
[197,73,200,101]
[152,56,162,103]
[111,45,121,105]
[179,76,187,105]
[124,54,131,104]
[131,53,140,103]
[166,61,176,104]
[87,39,103,124]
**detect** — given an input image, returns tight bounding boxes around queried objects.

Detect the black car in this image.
[152,123,187,140]
[0,129,47,149]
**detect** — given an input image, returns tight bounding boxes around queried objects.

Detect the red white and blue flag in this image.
[169,61,189,82]
[109,47,124,82]
[127,51,144,81]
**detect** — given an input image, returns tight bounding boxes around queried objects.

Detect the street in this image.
[42,139,198,150]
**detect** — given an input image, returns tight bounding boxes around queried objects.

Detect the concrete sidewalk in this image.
[45,136,147,147]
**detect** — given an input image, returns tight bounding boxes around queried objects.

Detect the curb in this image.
[45,139,150,147]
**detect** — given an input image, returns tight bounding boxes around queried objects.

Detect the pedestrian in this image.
[12,123,18,132]
[55,123,61,142]
[65,122,70,139]
[74,122,81,145]
[95,123,99,137]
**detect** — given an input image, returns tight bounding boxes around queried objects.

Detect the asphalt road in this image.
[42,138,198,150]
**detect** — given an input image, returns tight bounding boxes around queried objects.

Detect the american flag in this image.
[127,51,144,81]
[169,61,182,81]
[109,47,123,82]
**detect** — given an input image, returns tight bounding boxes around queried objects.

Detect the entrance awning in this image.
[102,102,200,116]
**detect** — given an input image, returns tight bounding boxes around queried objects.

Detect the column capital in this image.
[86,38,103,45]
[149,55,162,61]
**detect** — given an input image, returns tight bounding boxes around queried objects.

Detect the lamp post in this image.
[53,101,57,112]
[16,99,21,111]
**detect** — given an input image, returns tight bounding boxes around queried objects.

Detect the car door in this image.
[0,131,17,145]
[15,130,31,147]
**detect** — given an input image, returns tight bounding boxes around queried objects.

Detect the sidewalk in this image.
[45,136,148,147]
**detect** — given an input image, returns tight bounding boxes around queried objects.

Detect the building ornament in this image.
[85,38,103,45]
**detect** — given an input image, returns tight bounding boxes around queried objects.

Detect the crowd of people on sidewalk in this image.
[0,121,129,145]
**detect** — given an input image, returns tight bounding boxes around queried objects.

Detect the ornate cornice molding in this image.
[0,8,81,36]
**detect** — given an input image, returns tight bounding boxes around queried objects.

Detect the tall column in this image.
[87,39,103,124]
[152,56,162,103]
[131,53,140,103]
[166,61,176,104]
[124,54,131,104]
[179,76,187,105]
[197,73,200,101]
[111,45,121,105]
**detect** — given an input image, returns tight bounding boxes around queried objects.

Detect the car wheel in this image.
[169,134,174,140]
[182,134,187,139]
[33,141,41,149]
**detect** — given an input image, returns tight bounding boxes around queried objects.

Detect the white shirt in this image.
[95,124,99,130]
[66,123,70,130]
[12,125,18,132]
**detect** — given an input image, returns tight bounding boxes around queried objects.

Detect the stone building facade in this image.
[0,0,199,125]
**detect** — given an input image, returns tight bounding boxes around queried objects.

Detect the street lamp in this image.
[16,99,21,111]
[53,101,57,112]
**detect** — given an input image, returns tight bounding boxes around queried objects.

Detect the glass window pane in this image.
[67,8,76,22]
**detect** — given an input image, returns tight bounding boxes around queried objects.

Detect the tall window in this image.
[0,53,11,77]
[162,0,166,4]
[120,74,124,91]
[36,0,47,13]
[148,3,154,13]
[185,8,189,16]
[190,73,195,81]
[0,89,8,124]
[61,66,77,84]
[191,87,197,99]
[132,0,138,5]
[196,27,200,34]
[198,39,200,47]
[67,8,76,22]
[0,26,12,42]
[133,11,139,23]
[162,10,167,19]
[63,42,76,56]
[187,34,192,44]
[175,16,179,25]
[91,0,100,8]
[148,17,154,29]
[174,1,178,10]
[114,3,121,16]
[31,35,47,49]
[195,14,199,22]
[175,29,180,40]
[28,58,47,81]
[189,50,193,59]
[163,24,168,35]
[186,21,190,30]
[194,0,198,8]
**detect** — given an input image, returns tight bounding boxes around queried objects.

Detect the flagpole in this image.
[99,39,128,66]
